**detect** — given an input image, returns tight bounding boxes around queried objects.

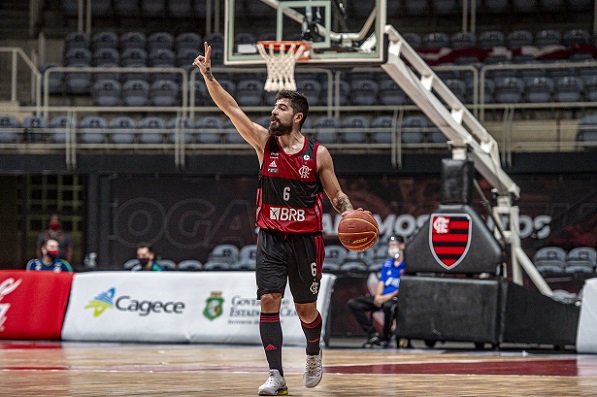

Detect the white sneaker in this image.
[258,369,288,396]
[303,350,323,388]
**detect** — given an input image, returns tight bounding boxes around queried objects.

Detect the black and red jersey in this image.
[256,135,324,233]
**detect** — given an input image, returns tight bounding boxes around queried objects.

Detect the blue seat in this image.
[401,115,427,144]
[223,119,245,144]
[577,114,597,142]
[234,32,257,47]
[535,29,562,48]
[177,260,203,271]
[189,80,208,106]
[64,48,92,66]
[370,115,395,144]
[139,116,166,143]
[583,76,597,101]
[167,0,192,17]
[92,62,120,83]
[91,31,119,50]
[478,31,506,49]
[109,116,136,144]
[565,247,597,274]
[422,32,450,49]
[120,63,148,83]
[321,80,350,106]
[204,244,240,269]
[175,32,202,51]
[404,0,430,16]
[167,117,194,144]
[378,78,407,106]
[494,77,525,103]
[40,63,63,94]
[512,0,539,12]
[141,0,166,17]
[150,79,179,106]
[122,80,150,106]
[232,245,257,270]
[79,116,107,144]
[401,32,422,49]
[433,0,457,14]
[554,76,583,102]
[114,0,140,16]
[0,115,19,143]
[92,48,119,66]
[62,0,80,17]
[148,32,175,51]
[314,116,340,144]
[444,79,467,102]
[450,31,477,49]
[120,32,147,51]
[236,79,263,106]
[534,246,566,273]
[176,48,198,67]
[506,30,534,49]
[64,32,90,51]
[524,76,554,103]
[563,29,591,47]
[196,116,223,144]
[64,62,92,94]
[91,0,112,16]
[93,79,121,106]
[323,245,347,272]
[49,115,75,143]
[296,79,322,106]
[121,48,148,67]
[349,79,379,106]
[340,115,369,143]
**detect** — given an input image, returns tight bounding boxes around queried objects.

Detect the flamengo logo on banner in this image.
[85,287,186,317]
[0,278,22,332]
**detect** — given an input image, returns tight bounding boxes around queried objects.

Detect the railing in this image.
[0,47,42,112]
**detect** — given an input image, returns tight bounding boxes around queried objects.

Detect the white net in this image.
[257,41,309,92]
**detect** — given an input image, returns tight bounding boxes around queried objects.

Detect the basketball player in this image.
[194,41,362,395]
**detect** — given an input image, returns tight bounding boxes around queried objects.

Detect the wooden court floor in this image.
[1,340,596,396]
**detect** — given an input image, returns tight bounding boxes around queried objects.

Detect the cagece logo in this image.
[203,291,224,321]
[0,278,22,332]
[270,207,305,222]
[85,288,186,317]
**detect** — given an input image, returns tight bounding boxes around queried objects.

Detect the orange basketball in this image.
[338,210,379,252]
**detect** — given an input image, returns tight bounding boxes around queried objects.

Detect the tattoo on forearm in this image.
[204,67,214,81]
[333,195,352,213]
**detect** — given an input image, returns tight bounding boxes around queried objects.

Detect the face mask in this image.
[47,249,59,259]
[137,258,149,267]
[49,221,61,230]
[389,248,400,258]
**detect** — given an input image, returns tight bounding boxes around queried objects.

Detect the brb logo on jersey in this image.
[0,278,22,332]
[429,213,472,270]
[270,207,306,222]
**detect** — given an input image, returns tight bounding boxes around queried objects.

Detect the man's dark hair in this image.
[136,242,154,253]
[275,90,309,129]
[389,235,404,243]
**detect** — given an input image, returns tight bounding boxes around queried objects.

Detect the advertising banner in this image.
[0,270,74,340]
[62,272,336,345]
[577,278,597,353]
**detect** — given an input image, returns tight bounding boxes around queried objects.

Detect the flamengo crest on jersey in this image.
[256,136,324,233]
[429,213,472,270]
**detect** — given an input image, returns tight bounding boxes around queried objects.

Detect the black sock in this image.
[301,313,322,356]
[260,312,283,376]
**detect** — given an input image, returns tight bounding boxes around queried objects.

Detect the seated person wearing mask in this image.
[130,243,164,271]
[26,238,74,272]
[347,235,405,348]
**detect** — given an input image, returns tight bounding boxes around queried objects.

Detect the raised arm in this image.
[317,145,354,214]
[193,42,269,159]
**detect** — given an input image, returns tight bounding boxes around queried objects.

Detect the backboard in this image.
[224,0,386,67]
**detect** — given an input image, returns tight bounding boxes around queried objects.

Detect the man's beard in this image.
[268,119,293,136]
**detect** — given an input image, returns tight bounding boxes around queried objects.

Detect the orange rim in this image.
[257,40,310,60]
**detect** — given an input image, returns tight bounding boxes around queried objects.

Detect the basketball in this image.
[338,210,379,252]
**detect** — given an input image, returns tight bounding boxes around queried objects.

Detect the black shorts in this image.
[256,229,324,304]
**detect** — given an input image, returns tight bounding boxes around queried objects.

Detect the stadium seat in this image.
[204,244,240,269]
[64,48,92,66]
[64,32,90,51]
[450,31,477,49]
[533,246,566,273]
[150,79,179,106]
[175,32,202,51]
[0,115,19,143]
[323,245,347,272]
[141,0,166,16]
[176,48,198,67]
[565,247,597,273]
[444,79,467,102]
[168,0,193,17]
[341,250,374,271]
[402,32,422,49]
[512,0,539,12]
[196,116,223,144]
[378,78,407,106]
[232,245,257,270]
[120,32,147,51]
[114,0,140,16]
[404,0,430,16]
[157,259,177,271]
[166,116,194,144]
[79,116,108,144]
[90,0,112,16]
[421,32,450,49]
[62,0,80,17]
[49,115,76,144]
[370,115,395,144]
[139,116,166,144]
[340,115,369,144]
[223,119,245,144]
[148,32,175,51]
[92,62,120,83]
[92,48,119,66]
[506,30,534,49]
[478,31,506,49]
[576,114,597,143]
[563,29,591,47]
[236,79,263,106]
[123,259,139,270]
[583,76,597,101]
[400,115,427,144]
[349,79,379,106]
[177,259,203,271]
[40,63,63,94]
[189,80,208,106]
[21,115,48,143]
[296,79,322,106]
[93,79,121,106]
[91,31,119,50]
[313,115,340,144]
[535,29,562,48]
[483,0,509,13]
[432,0,457,15]
[554,76,584,102]
[121,48,148,67]
[122,79,150,106]
[494,77,525,103]
[524,76,554,103]
[321,79,350,106]
[109,116,136,144]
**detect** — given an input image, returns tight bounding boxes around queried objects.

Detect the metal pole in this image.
[11,50,18,102]
[78,0,84,31]
[85,0,91,33]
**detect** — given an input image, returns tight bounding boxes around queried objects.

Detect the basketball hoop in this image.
[256,40,310,92]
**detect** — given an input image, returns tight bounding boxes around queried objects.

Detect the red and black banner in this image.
[429,214,472,270]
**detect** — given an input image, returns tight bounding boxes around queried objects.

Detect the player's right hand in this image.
[193,41,212,74]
